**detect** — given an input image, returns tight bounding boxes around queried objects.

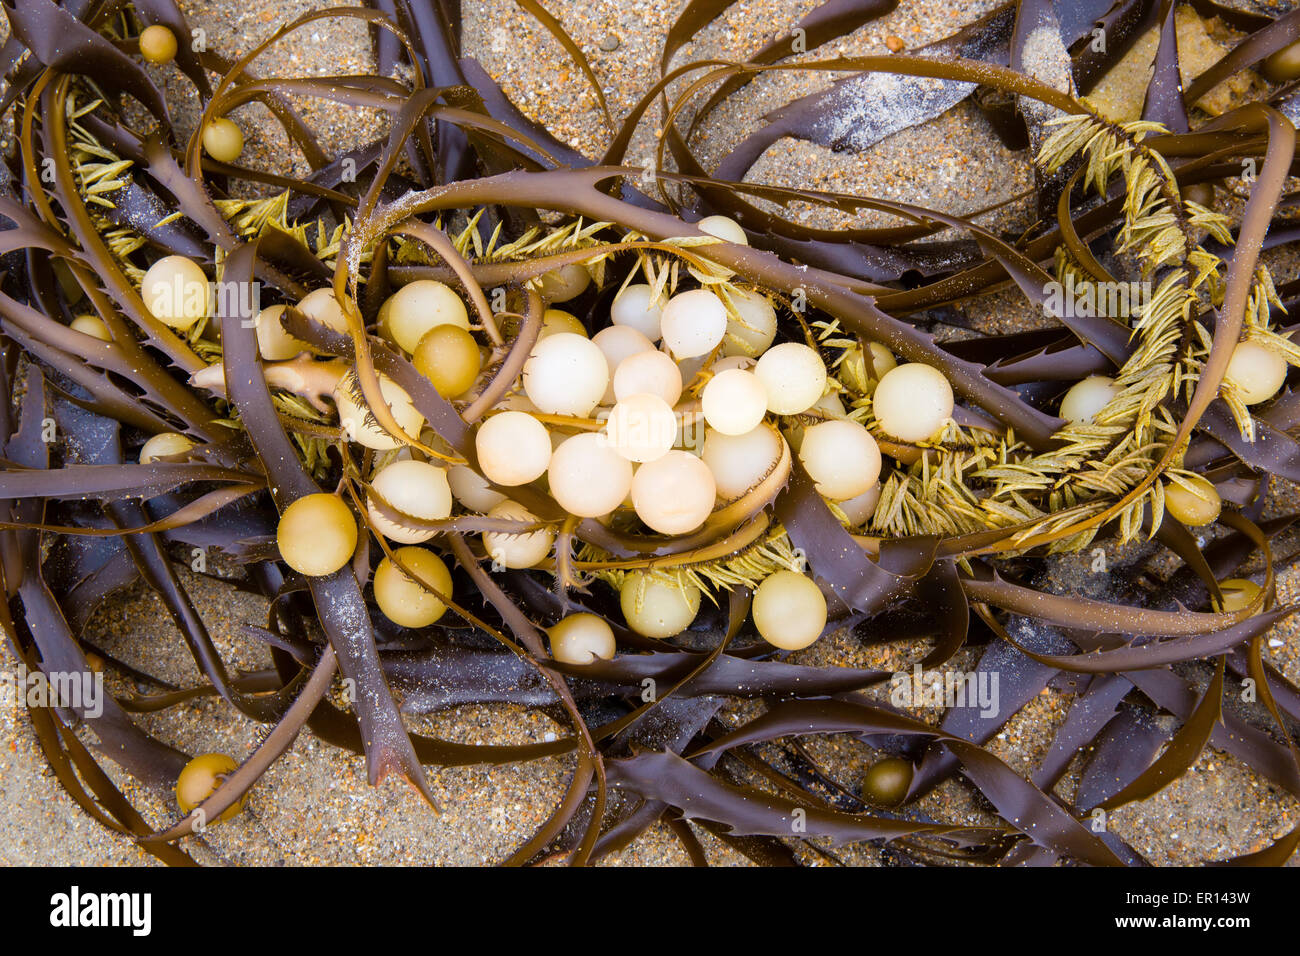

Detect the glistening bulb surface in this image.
[475,411,551,486]
[548,432,633,516]
[620,572,701,638]
[610,284,664,341]
[522,332,608,416]
[754,342,826,415]
[366,459,453,544]
[660,289,727,359]
[872,363,953,442]
[631,450,716,534]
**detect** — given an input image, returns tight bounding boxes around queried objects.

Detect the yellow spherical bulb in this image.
[541,308,587,338]
[202,117,244,164]
[701,425,783,500]
[176,753,243,821]
[631,450,716,534]
[605,392,678,463]
[1216,578,1261,613]
[1060,375,1119,424]
[610,285,663,342]
[799,419,881,500]
[139,431,194,464]
[141,255,208,330]
[476,411,551,486]
[753,570,827,650]
[1164,474,1221,527]
[414,324,481,398]
[1263,41,1300,83]
[548,432,633,517]
[861,757,913,808]
[482,501,554,569]
[619,572,701,639]
[276,493,358,576]
[384,280,470,353]
[613,348,682,406]
[139,24,178,65]
[254,305,310,361]
[722,289,777,358]
[537,263,591,303]
[373,546,452,628]
[297,288,350,335]
[548,613,616,665]
[448,464,507,512]
[697,214,748,245]
[70,315,111,341]
[754,343,827,415]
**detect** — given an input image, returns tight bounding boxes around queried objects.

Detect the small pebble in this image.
[599,34,620,52]
[885,35,905,52]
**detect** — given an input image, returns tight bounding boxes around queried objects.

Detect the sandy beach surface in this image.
[1,0,1298,866]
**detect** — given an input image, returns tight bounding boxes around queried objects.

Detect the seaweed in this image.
[0,0,1298,867]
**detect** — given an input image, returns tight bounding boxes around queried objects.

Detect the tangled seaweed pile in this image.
[3,0,1300,866]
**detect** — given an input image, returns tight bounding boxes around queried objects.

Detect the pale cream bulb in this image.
[702,368,767,435]
[366,459,453,544]
[139,432,194,464]
[631,450,716,534]
[660,289,727,359]
[837,482,882,526]
[254,305,309,361]
[1164,474,1221,527]
[873,363,953,442]
[1225,341,1288,405]
[475,411,551,486]
[548,613,616,665]
[277,493,357,577]
[447,464,507,512]
[701,426,784,500]
[70,315,111,341]
[482,501,553,568]
[537,263,590,303]
[141,256,208,330]
[334,372,423,450]
[540,308,587,338]
[549,432,633,516]
[613,349,682,405]
[297,288,350,335]
[754,342,826,415]
[384,280,469,353]
[620,572,701,638]
[799,419,881,500]
[1060,375,1119,424]
[592,325,656,403]
[611,284,664,341]
[753,570,827,650]
[604,393,678,463]
[867,342,897,379]
[723,289,777,357]
[522,332,608,416]
[697,214,748,245]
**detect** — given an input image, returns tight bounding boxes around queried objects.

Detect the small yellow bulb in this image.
[176,753,243,821]
[1215,578,1261,613]
[619,572,701,639]
[70,315,111,341]
[276,493,358,577]
[1263,41,1300,83]
[139,431,194,464]
[140,255,208,330]
[414,324,481,398]
[1224,341,1288,406]
[752,570,827,650]
[139,25,178,65]
[482,501,554,569]
[548,613,616,665]
[861,757,913,808]
[1163,474,1221,528]
[202,117,244,164]
[373,546,453,628]
[383,280,470,353]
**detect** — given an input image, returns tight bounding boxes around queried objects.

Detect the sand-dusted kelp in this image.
[2,0,1300,867]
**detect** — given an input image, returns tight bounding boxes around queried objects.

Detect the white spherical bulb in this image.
[799,419,881,501]
[549,433,633,517]
[141,256,208,330]
[605,393,678,463]
[753,570,827,650]
[255,305,309,360]
[335,373,423,450]
[297,288,350,335]
[711,355,756,374]
[837,482,881,526]
[702,368,767,435]
[385,280,469,353]
[631,450,716,534]
[482,501,553,568]
[592,325,656,403]
[522,333,608,416]
[1225,341,1288,405]
[139,432,194,464]
[613,349,682,406]
[873,364,954,442]
[697,215,748,245]
[723,289,777,357]
[620,572,701,638]
[475,411,551,486]
[1060,375,1120,424]
[660,289,727,360]
[447,465,507,512]
[548,613,616,665]
[701,426,784,500]
[611,284,664,342]
[366,459,453,544]
[754,342,827,415]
